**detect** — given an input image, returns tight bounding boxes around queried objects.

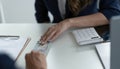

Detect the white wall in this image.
[0,0,100,23]
[1,0,36,23]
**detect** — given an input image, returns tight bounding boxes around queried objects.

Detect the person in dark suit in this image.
[0,54,16,69]
[35,0,120,44]
[0,51,47,69]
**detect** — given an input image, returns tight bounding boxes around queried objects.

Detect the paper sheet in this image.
[0,37,28,60]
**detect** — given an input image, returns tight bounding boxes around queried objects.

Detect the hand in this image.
[25,51,47,69]
[40,19,71,45]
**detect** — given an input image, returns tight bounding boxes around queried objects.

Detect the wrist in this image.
[59,19,70,30]
[67,18,74,28]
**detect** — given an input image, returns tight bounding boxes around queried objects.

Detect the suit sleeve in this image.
[0,54,16,69]
[99,0,120,20]
[35,0,50,23]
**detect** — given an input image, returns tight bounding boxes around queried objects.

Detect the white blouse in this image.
[58,0,66,19]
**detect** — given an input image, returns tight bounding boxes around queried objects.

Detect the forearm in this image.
[67,12,109,28]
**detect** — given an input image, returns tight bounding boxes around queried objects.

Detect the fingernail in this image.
[39,41,42,44]
[47,40,51,43]
[40,42,44,45]
[40,41,45,45]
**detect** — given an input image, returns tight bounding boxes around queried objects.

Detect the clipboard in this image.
[0,35,31,61]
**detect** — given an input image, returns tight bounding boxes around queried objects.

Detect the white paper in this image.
[0,37,28,60]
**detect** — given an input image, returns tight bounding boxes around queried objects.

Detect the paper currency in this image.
[33,41,51,56]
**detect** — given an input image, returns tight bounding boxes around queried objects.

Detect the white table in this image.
[0,24,103,69]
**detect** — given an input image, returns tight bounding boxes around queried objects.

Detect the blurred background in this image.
[0,0,53,23]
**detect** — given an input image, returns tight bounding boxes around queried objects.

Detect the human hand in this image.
[40,19,71,45]
[25,51,47,69]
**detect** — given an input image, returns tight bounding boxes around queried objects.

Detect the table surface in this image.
[0,23,103,69]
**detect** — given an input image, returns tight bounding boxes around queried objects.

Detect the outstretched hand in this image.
[40,19,71,45]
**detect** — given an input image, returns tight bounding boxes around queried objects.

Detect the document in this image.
[72,27,104,45]
[0,36,30,60]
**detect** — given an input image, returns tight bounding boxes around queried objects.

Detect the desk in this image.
[0,24,103,69]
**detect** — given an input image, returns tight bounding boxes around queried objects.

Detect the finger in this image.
[31,51,40,56]
[36,51,44,58]
[39,36,43,43]
[40,27,54,44]
[30,51,39,65]
[25,53,32,69]
[43,30,56,44]
[50,31,61,41]
[25,54,29,64]
[31,51,46,60]
[40,29,51,42]
[31,51,40,58]
[38,51,46,58]
[31,51,42,63]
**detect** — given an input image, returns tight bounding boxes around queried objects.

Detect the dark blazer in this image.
[0,54,16,69]
[35,0,120,23]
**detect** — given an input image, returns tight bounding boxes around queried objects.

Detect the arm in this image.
[35,0,50,23]
[67,12,109,28]
[99,0,120,20]
[40,0,120,44]
[67,0,120,28]
[40,13,108,44]
[0,54,16,69]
